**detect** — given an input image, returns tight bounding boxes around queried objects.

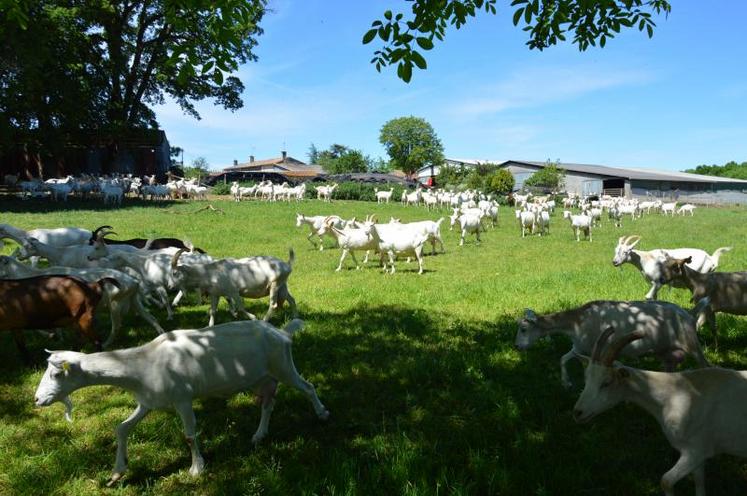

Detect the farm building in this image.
[208,151,323,184]
[0,129,172,180]
[419,158,747,204]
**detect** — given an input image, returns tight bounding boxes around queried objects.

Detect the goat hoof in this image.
[106,473,124,487]
[189,459,205,476]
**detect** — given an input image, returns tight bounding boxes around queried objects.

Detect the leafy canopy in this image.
[364,0,671,82]
[379,116,444,176]
[0,0,266,143]
[524,160,566,190]
[317,144,372,174]
[685,161,747,180]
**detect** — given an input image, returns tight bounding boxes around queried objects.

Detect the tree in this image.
[685,161,747,180]
[183,156,210,180]
[170,146,184,167]
[307,143,320,164]
[524,160,566,190]
[364,0,671,82]
[0,0,266,159]
[379,116,444,176]
[486,168,515,194]
[317,144,371,174]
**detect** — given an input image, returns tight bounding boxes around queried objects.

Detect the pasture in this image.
[1,197,747,495]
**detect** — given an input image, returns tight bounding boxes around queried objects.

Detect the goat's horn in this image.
[591,326,616,363]
[625,235,641,245]
[600,330,646,366]
[92,225,114,237]
[171,248,186,269]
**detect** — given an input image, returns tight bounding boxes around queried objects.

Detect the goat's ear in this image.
[524,309,537,322]
[684,256,692,265]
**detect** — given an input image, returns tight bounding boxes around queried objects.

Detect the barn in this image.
[0,129,172,180]
[502,160,747,204]
[421,158,747,204]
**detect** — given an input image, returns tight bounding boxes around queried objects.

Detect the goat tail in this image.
[436,217,445,227]
[688,297,712,367]
[143,238,155,250]
[710,247,732,268]
[287,248,295,269]
[283,318,304,338]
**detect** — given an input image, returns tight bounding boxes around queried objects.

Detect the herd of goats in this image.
[0,179,744,494]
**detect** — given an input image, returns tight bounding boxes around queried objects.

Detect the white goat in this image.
[515,209,535,238]
[515,300,709,388]
[326,216,378,271]
[677,203,696,216]
[374,187,394,204]
[454,212,482,246]
[34,319,328,485]
[574,327,747,496]
[562,210,592,242]
[171,249,297,326]
[612,235,731,300]
[368,223,428,274]
[295,213,344,251]
[661,202,677,216]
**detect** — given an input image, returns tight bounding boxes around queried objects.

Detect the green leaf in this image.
[362,28,377,44]
[384,10,392,20]
[411,50,427,69]
[401,61,412,82]
[513,8,524,25]
[524,5,532,24]
[202,60,214,74]
[416,37,434,50]
[646,24,654,37]
[600,35,606,47]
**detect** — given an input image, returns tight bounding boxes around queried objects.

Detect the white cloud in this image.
[446,64,653,119]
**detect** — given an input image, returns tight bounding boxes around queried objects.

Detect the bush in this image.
[211,183,232,195]
[485,169,515,194]
[524,161,566,190]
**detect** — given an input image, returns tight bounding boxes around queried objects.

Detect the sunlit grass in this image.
[0,196,746,494]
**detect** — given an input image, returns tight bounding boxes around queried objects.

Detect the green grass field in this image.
[1,197,746,495]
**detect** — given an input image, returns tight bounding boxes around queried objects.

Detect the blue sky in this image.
[156,1,747,172]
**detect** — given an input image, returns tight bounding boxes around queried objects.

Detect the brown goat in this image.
[659,255,747,347]
[0,275,120,361]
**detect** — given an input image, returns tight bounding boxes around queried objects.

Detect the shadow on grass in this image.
[0,196,179,213]
[3,305,747,494]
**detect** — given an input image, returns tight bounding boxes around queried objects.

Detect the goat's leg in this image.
[263,283,279,321]
[175,401,205,476]
[706,307,718,348]
[133,294,165,334]
[416,247,424,274]
[155,287,174,320]
[693,462,706,496]
[362,250,370,264]
[560,348,577,389]
[171,289,185,307]
[108,403,150,486]
[645,281,660,301]
[336,249,349,272]
[660,451,705,496]
[275,362,329,420]
[103,300,123,349]
[348,250,361,270]
[208,294,219,327]
[252,380,278,443]
[278,285,298,318]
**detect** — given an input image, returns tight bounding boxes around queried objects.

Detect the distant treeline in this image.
[685,161,747,179]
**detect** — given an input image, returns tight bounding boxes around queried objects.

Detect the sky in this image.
[155,0,747,172]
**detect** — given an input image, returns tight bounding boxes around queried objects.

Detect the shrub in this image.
[211,183,232,195]
[485,169,515,194]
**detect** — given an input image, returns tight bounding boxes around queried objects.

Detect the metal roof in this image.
[503,160,747,184]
